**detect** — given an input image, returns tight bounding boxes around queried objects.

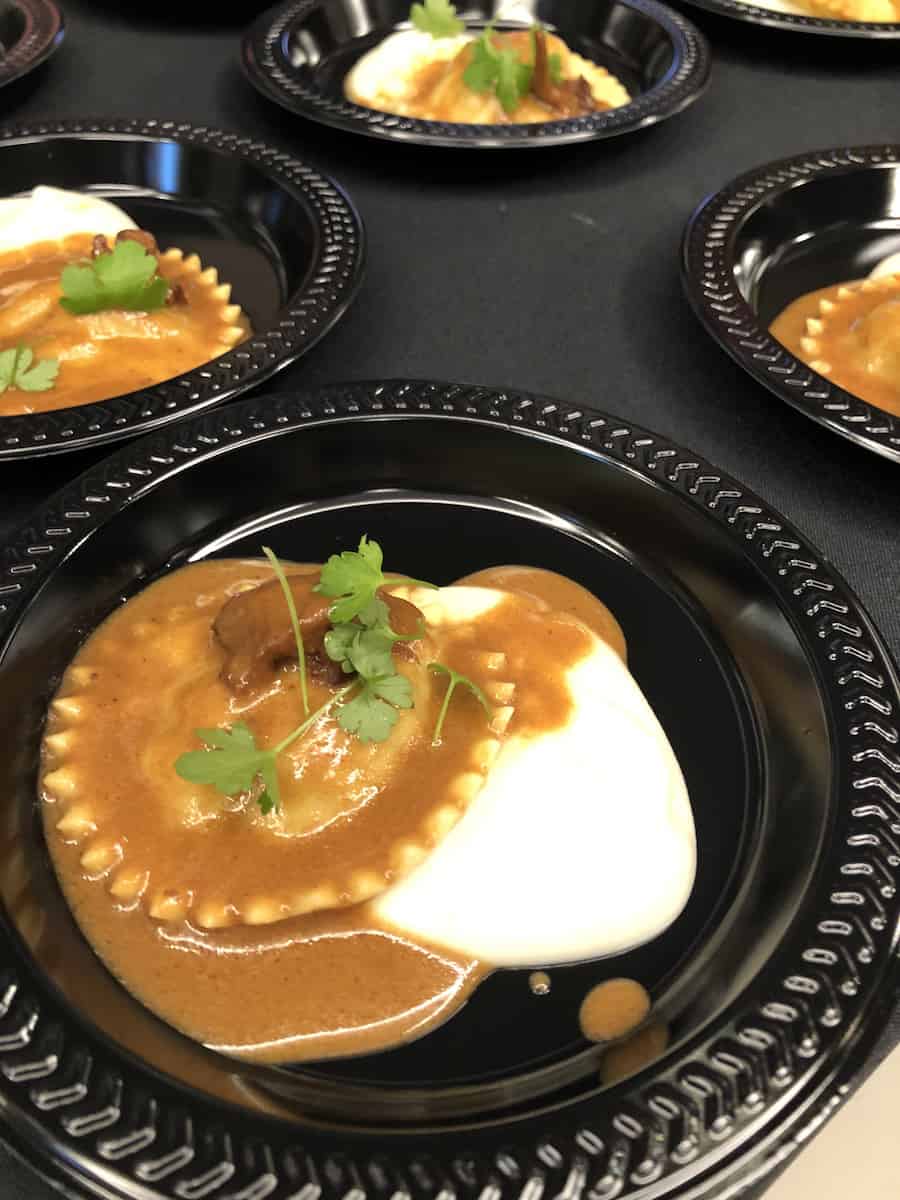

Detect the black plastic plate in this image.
[682,145,900,463]
[0,118,365,459]
[1,382,898,1199]
[241,0,711,148]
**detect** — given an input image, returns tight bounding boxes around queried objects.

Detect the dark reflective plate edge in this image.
[0,381,899,1198]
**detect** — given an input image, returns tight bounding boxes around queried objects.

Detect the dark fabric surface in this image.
[0,1,899,1196]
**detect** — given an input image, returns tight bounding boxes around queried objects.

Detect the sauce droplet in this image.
[600,1022,670,1086]
[579,978,650,1043]
[529,970,551,995]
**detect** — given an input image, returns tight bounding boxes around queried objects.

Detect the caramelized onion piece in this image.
[115,227,159,256]
[531,29,602,117]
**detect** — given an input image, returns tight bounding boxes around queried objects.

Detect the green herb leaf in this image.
[429,662,491,744]
[60,238,170,315]
[357,595,391,629]
[463,28,533,114]
[548,51,563,83]
[256,757,281,816]
[0,344,59,394]
[315,534,385,623]
[175,682,360,815]
[262,545,309,714]
[323,623,358,672]
[315,535,435,626]
[175,722,280,812]
[337,689,401,743]
[369,673,414,708]
[496,49,532,113]
[410,0,463,37]
[462,31,499,92]
[348,629,396,680]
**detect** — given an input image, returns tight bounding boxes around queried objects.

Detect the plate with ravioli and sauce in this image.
[683,145,900,462]
[1,381,899,1199]
[0,119,364,459]
[241,0,711,148]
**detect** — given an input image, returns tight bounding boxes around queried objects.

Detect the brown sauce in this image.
[599,1021,669,1086]
[0,233,249,416]
[346,31,623,125]
[457,565,627,661]
[579,977,651,1043]
[42,560,628,1063]
[770,277,900,418]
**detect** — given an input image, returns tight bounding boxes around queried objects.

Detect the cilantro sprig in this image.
[314,534,433,624]
[317,536,430,743]
[463,26,534,115]
[60,238,169,316]
[338,673,414,744]
[262,545,309,715]
[174,682,357,815]
[174,536,498,818]
[410,0,463,37]
[0,345,58,394]
[429,663,491,744]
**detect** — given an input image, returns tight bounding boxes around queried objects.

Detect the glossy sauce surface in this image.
[578,977,651,1042]
[42,561,627,1063]
[770,277,900,417]
[0,233,248,416]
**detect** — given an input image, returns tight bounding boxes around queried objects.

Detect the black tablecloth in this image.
[1,2,899,1195]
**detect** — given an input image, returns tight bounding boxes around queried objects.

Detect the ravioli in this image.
[42,561,515,929]
[770,273,900,416]
[0,233,247,416]
[345,28,630,124]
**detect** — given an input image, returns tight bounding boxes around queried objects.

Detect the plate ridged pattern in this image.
[0,118,364,458]
[683,145,900,463]
[242,0,711,148]
[1,381,899,1198]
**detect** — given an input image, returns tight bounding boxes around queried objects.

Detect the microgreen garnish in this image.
[175,722,280,814]
[338,673,414,744]
[410,0,463,37]
[175,536,445,814]
[60,238,169,315]
[0,344,59,394]
[262,545,309,715]
[316,535,434,743]
[548,51,563,83]
[174,682,358,814]
[429,663,491,745]
[315,534,434,624]
[464,26,534,115]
